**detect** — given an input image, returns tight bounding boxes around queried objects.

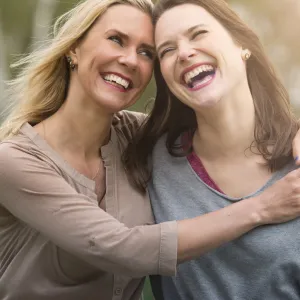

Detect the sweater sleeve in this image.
[0,143,177,277]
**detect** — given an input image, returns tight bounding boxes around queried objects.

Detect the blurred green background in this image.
[0,0,299,117]
[0,0,299,299]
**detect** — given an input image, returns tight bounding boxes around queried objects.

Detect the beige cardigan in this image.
[0,111,177,300]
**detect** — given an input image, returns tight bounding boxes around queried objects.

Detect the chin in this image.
[190,96,219,110]
[93,95,133,113]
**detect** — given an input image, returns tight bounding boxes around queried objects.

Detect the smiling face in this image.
[155,4,249,111]
[70,4,155,113]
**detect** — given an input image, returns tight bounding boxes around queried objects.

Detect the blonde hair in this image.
[1,0,153,140]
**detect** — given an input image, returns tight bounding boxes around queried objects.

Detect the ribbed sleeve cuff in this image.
[158,220,178,276]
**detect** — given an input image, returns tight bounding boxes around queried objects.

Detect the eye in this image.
[139,49,155,60]
[191,30,208,40]
[108,35,123,46]
[159,47,175,59]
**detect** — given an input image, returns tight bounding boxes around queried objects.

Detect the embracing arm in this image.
[176,168,300,262]
[2,144,300,277]
[0,144,177,278]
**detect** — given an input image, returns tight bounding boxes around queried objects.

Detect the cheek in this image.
[228,55,246,79]
[161,64,173,86]
[161,68,181,97]
[77,50,97,75]
[145,65,154,83]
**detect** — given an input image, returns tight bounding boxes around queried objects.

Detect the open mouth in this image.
[101,73,133,91]
[182,64,216,89]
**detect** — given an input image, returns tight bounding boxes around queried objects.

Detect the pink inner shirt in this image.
[182,132,224,194]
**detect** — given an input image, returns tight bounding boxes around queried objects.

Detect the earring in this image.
[241,49,251,61]
[66,56,76,71]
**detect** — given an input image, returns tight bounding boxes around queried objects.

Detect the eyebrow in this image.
[106,29,155,53]
[156,24,206,54]
[141,43,156,54]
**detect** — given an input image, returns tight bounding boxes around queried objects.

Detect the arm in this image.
[177,196,260,262]
[0,144,176,278]
[2,144,300,275]
[176,167,300,262]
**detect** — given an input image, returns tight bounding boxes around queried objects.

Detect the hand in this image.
[254,169,300,224]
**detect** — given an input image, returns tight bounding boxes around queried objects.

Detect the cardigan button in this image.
[114,288,123,296]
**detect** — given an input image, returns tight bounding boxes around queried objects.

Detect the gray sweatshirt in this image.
[149,135,300,300]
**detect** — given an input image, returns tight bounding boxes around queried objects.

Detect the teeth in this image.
[184,65,214,84]
[103,74,130,89]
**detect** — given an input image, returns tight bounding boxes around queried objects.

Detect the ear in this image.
[66,44,79,65]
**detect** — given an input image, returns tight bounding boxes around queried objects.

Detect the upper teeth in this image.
[184,65,214,84]
[103,74,130,89]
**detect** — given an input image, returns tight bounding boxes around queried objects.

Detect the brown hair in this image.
[123,0,299,193]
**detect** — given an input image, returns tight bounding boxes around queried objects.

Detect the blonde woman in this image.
[1,0,300,300]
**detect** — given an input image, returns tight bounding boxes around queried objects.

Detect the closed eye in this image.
[108,35,123,46]
[191,30,208,40]
[159,47,175,59]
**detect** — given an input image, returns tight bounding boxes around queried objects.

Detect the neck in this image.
[193,87,256,160]
[42,89,113,160]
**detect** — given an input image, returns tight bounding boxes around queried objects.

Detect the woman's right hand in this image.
[255,168,300,224]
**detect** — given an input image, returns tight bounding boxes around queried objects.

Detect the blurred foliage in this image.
[0,0,299,116]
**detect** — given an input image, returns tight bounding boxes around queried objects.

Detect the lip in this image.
[100,71,134,91]
[187,72,216,91]
[180,62,216,84]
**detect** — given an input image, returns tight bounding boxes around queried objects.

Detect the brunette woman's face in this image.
[71,4,155,113]
[155,4,249,111]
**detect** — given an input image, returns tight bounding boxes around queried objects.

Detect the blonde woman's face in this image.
[71,4,155,113]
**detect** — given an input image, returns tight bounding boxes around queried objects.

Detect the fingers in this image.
[259,169,300,224]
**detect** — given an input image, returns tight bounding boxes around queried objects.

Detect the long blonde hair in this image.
[1,0,153,140]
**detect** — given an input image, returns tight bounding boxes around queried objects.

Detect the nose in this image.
[118,48,138,70]
[177,41,196,62]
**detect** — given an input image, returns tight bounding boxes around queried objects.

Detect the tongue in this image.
[189,70,214,88]
[190,74,213,88]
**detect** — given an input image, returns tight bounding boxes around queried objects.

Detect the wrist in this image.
[243,196,265,227]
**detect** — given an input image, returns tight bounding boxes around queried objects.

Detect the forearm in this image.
[176,197,261,263]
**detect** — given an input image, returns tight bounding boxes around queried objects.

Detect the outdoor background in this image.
[0,0,300,116]
[0,0,299,299]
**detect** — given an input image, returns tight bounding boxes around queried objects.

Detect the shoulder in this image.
[153,134,168,155]
[0,140,34,188]
[0,136,31,169]
[0,132,55,185]
[113,110,147,129]
[276,159,299,179]
[112,110,148,142]
[150,134,170,167]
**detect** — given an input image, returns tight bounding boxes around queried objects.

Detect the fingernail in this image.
[295,156,299,161]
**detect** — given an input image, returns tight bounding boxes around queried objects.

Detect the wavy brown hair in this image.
[123,0,299,193]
